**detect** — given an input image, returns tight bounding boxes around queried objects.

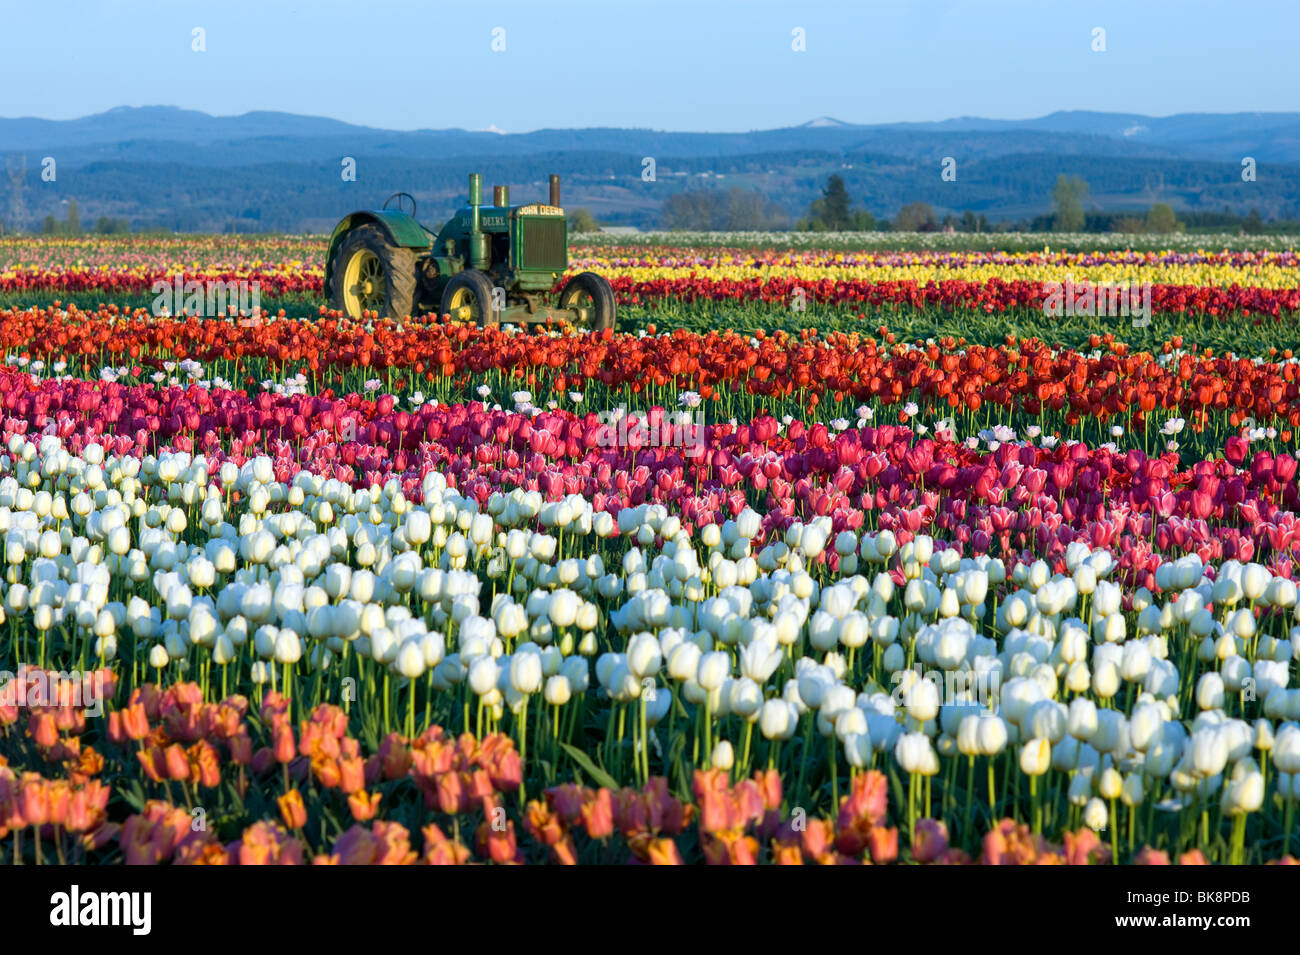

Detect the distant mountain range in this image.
[1,106,1297,232]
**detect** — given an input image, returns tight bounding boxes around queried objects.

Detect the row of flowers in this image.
[576,247,1300,270]
[5,309,1300,430]
[4,684,1235,865]
[0,366,1297,570]
[602,276,1300,318]
[5,236,1296,285]
[574,249,1300,292]
[0,235,324,276]
[572,232,1300,253]
[3,239,1297,318]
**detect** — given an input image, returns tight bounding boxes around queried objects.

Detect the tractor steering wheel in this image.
[382,192,418,218]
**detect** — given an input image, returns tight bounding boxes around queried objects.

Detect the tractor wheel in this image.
[330,224,418,320]
[558,271,616,331]
[440,270,498,326]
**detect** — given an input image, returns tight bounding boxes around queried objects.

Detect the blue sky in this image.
[0,0,1294,132]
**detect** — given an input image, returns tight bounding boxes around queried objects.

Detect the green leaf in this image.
[559,742,619,790]
[669,734,692,800]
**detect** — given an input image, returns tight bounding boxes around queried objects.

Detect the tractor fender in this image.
[324,210,433,291]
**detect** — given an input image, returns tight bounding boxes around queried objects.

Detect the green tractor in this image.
[325,172,615,330]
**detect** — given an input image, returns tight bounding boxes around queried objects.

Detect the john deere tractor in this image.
[325,173,615,330]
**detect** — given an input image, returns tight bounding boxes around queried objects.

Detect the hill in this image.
[1,107,1297,232]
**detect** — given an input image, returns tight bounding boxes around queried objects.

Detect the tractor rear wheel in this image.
[330,224,418,320]
[441,270,498,326]
[558,271,616,331]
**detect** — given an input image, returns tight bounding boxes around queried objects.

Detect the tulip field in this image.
[2,233,1300,866]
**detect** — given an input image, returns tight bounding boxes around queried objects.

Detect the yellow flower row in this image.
[580,261,1298,290]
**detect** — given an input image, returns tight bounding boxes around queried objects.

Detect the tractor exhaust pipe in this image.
[468,173,482,231]
[493,185,509,207]
[549,174,561,207]
[467,173,487,270]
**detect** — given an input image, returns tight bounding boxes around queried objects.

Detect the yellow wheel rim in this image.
[343,249,386,316]
[563,286,594,324]
[447,286,481,324]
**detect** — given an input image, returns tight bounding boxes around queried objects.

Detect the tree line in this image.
[0,173,1291,236]
[27,199,130,236]
[652,173,1291,234]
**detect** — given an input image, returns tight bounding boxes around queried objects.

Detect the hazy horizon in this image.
[4,104,1299,137]
[0,0,1294,133]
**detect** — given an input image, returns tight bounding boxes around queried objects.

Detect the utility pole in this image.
[5,155,27,233]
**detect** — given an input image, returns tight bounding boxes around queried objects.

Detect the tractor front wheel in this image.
[558,271,616,331]
[441,270,498,326]
[329,224,418,320]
